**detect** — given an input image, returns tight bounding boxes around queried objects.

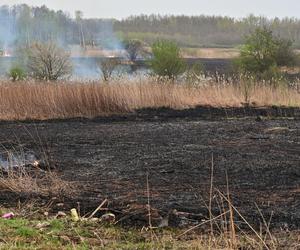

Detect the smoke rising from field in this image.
[0,4,125,79]
[0,4,123,50]
[0,6,16,54]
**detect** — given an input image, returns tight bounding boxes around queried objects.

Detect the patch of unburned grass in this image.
[49,219,65,232]
[182,47,240,58]
[0,216,297,249]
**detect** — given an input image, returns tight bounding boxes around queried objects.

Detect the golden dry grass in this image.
[0,79,299,120]
[182,48,240,58]
[0,167,73,197]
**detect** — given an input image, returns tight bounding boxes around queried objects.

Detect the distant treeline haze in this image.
[1,4,300,49]
[115,15,300,48]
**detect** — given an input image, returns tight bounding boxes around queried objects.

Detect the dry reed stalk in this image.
[226,172,237,250]
[146,172,153,229]
[0,80,299,120]
[179,157,275,249]
[209,153,214,248]
[215,189,270,250]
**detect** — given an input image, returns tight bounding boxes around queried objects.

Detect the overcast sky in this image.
[1,0,299,19]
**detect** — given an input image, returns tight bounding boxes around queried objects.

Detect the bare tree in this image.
[97,58,120,82]
[26,42,72,80]
[75,10,86,49]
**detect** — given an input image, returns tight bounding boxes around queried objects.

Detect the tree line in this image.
[115,15,300,48]
[1,4,300,49]
[0,4,119,49]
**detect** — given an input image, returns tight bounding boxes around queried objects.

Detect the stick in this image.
[216,189,270,250]
[146,172,152,228]
[177,210,230,238]
[87,199,108,219]
[209,153,214,236]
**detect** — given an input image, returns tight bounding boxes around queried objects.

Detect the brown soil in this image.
[0,106,299,229]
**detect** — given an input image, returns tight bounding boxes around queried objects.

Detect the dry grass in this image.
[0,167,72,197]
[0,79,299,120]
[171,159,276,250]
[182,47,240,58]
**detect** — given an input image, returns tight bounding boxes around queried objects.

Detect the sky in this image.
[1,0,300,19]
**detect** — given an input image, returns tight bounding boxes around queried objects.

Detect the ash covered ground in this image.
[0,107,299,229]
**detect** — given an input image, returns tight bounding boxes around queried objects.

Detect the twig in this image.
[146,172,152,228]
[177,210,230,238]
[215,189,270,250]
[209,153,214,236]
[87,199,108,219]
[226,171,237,249]
[93,231,104,247]
[255,203,276,249]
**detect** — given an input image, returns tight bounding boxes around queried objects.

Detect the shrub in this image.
[9,66,26,81]
[97,58,120,82]
[25,42,72,81]
[236,27,297,80]
[275,38,298,67]
[149,40,186,80]
[123,39,145,61]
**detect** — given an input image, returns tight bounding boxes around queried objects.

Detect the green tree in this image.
[123,39,145,61]
[149,40,186,80]
[237,27,297,79]
[275,38,297,67]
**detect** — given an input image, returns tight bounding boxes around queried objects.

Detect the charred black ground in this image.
[0,106,299,229]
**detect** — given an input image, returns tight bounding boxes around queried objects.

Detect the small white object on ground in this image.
[101,213,116,223]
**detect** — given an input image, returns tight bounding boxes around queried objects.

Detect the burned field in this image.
[0,107,299,230]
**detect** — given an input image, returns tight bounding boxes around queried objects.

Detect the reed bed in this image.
[0,79,299,120]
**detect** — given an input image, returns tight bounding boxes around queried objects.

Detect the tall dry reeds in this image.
[0,79,299,120]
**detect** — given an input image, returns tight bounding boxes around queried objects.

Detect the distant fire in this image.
[102,49,124,58]
[1,49,12,57]
[3,50,11,57]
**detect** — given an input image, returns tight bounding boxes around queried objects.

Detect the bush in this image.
[24,42,72,81]
[9,66,26,81]
[97,58,120,82]
[236,27,297,80]
[123,39,145,61]
[149,40,186,80]
[275,38,298,67]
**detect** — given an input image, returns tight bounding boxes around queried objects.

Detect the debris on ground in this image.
[70,208,80,222]
[1,212,14,219]
[101,213,116,223]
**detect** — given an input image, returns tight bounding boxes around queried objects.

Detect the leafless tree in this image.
[97,58,120,82]
[75,10,86,49]
[26,42,72,81]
